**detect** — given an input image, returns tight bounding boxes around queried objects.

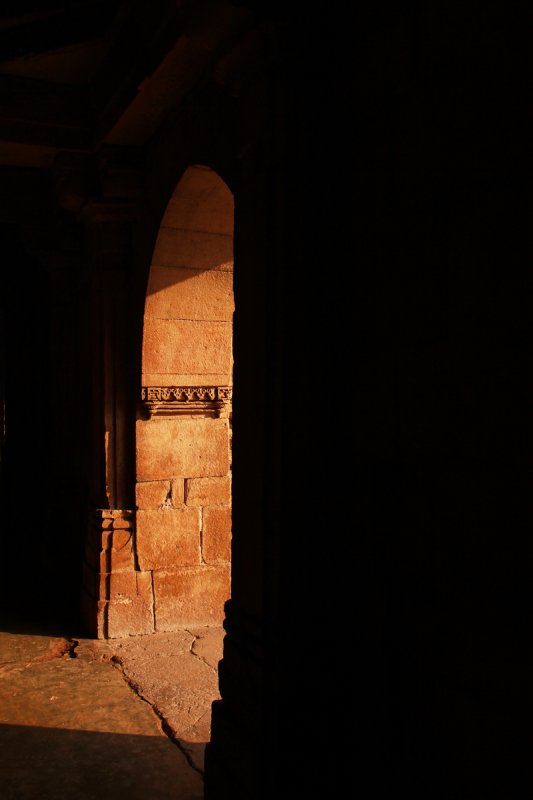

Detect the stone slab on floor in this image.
[81,626,224,773]
[0,630,206,800]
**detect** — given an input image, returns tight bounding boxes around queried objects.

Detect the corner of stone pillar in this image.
[81,507,155,639]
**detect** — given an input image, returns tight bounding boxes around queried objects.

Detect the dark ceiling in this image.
[0,0,256,165]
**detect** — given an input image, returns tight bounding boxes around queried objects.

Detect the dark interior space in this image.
[0,225,85,635]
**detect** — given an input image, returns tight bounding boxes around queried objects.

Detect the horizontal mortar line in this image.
[159,225,233,238]
[147,316,232,322]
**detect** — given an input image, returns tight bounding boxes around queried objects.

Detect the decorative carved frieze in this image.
[141,386,232,418]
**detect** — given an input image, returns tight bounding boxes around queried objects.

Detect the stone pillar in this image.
[76,165,145,635]
[82,508,154,638]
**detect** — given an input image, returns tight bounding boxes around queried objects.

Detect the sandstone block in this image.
[99,547,110,574]
[107,570,143,598]
[105,570,154,638]
[109,529,135,571]
[94,599,108,639]
[142,317,232,376]
[136,480,171,509]
[153,566,230,630]
[97,567,153,600]
[202,506,232,563]
[113,529,132,549]
[186,476,231,506]
[106,598,154,638]
[136,417,230,480]
[171,478,185,505]
[145,266,234,321]
[113,517,133,530]
[136,507,201,570]
[95,530,113,573]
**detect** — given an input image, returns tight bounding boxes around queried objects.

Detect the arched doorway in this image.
[84,164,235,639]
[135,164,234,633]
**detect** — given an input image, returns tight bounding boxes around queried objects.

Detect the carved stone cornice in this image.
[141,386,232,418]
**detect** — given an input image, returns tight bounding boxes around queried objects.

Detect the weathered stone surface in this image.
[106,601,154,638]
[153,567,230,629]
[106,571,154,638]
[186,476,231,506]
[142,371,230,386]
[102,509,135,522]
[163,196,233,235]
[78,626,225,775]
[96,599,107,639]
[162,165,233,235]
[136,508,201,570]
[99,544,111,573]
[151,227,233,271]
[113,518,133,530]
[113,530,132,549]
[87,530,135,574]
[202,507,232,563]
[136,480,172,509]
[109,530,135,571]
[142,317,232,377]
[136,417,230,481]
[0,628,208,797]
[171,479,185,505]
[145,266,234,321]
[98,570,151,603]
[107,571,147,599]
[135,480,185,509]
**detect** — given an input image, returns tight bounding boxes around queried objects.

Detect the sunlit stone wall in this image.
[101,166,234,637]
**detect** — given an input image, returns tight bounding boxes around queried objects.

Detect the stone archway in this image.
[84,164,234,639]
[135,164,234,634]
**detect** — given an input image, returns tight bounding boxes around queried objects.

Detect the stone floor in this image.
[0,617,224,800]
